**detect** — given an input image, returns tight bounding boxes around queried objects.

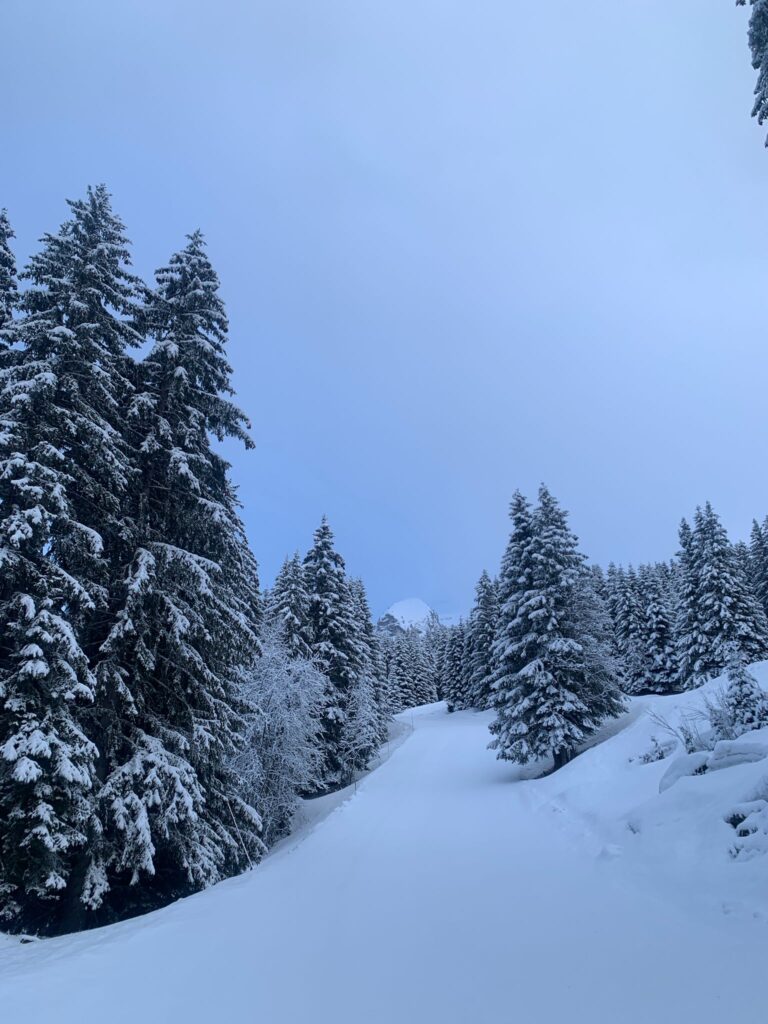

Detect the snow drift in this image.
[2,668,768,1022]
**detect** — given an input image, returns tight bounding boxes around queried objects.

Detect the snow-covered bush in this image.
[727,786,768,860]
[638,735,676,764]
[233,628,326,846]
[648,708,714,755]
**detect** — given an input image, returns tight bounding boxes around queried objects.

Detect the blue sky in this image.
[3,1,768,618]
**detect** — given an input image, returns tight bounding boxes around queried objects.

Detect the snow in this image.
[3,675,768,1022]
[381,596,434,632]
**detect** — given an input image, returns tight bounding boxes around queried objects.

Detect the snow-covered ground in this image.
[2,675,768,1023]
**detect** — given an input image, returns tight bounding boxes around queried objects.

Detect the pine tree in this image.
[489,491,536,728]
[675,517,705,688]
[677,503,768,689]
[422,613,445,705]
[489,486,622,769]
[0,209,17,353]
[267,553,313,660]
[613,567,649,694]
[638,564,677,694]
[0,186,140,932]
[304,518,367,788]
[90,231,263,923]
[348,578,390,745]
[738,0,768,143]
[724,644,768,735]
[467,571,498,709]
[749,518,768,616]
[441,624,468,712]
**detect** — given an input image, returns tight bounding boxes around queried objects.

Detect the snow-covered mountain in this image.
[376,597,437,636]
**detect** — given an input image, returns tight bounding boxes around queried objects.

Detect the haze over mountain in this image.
[376,598,438,637]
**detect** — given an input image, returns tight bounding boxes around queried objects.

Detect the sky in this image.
[2,1,768,619]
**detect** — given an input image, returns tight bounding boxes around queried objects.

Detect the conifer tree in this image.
[423,614,447,701]
[638,564,677,694]
[386,628,437,712]
[384,635,407,714]
[0,187,139,932]
[348,577,389,744]
[0,209,17,352]
[677,503,768,689]
[613,567,649,694]
[749,518,768,616]
[489,491,536,728]
[489,487,622,769]
[304,518,367,788]
[724,645,768,735]
[91,231,263,921]
[443,624,469,712]
[267,553,313,660]
[738,0,768,142]
[467,571,498,709]
[675,517,705,688]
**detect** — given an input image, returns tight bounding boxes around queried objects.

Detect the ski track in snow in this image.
[1,696,768,1023]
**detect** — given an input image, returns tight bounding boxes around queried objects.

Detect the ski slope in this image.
[1,692,768,1023]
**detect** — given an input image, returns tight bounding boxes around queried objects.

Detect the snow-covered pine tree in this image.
[266,553,313,660]
[724,644,768,735]
[91,230,263,923]
[738,0,768,142]
[441,624,468,712]
[569,565,623,723]
[0,209,17,353]
[612,567,650,694]
[749,518,768,616]
[423,613,447,702]
[603,563,625,662]
[733,540,753,591]
[348,577,389,745]
[386,627,437,711]
[638,564,677,694]
[674,517,705,689]
[679,503,768,688]
[411,628,438,706]
[0,187,143,933]
[489,491,536,731]
[304,517,368,788]
[467,571,498,709]
[489,486,622,769]
[384,633,407,714]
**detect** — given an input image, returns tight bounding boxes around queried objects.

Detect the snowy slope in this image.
[2,684,768,1023]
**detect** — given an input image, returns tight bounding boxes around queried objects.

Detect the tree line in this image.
[437,488,768,770]
[0,191,428,937]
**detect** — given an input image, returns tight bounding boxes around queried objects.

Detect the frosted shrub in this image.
[234,628,326,846]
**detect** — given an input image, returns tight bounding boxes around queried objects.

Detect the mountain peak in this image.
[377,598,436,637]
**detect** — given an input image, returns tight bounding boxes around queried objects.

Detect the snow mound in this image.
[659,738,768,793]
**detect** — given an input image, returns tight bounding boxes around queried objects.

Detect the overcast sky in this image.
[3,1,768,618]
